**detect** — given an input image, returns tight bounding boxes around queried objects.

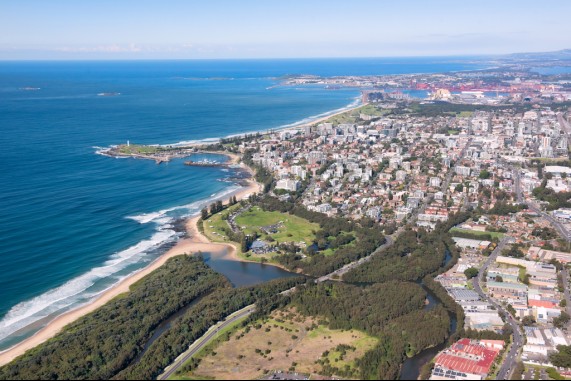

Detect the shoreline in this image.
[214,98,366,140]
[0,157,263,366]
[0,98,359,365]
[99,98,365,161]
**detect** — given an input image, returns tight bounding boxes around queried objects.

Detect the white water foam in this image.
[163,96,363,148]
[0,184,241,346]
[92,96,362,155]
[0,228,177,343]
[126,185,239,226]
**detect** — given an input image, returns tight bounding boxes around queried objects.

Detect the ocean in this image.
[0,57,488,350]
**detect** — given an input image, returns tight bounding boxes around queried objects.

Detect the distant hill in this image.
[503,49,571,61]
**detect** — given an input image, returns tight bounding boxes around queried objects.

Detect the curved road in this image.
[158,306,255,380]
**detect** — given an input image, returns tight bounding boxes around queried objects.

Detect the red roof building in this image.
[528,299,557,309]
[432,339,502,378]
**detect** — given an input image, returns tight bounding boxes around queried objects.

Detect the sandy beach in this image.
[0,102,355,365]
[0,158,262,366]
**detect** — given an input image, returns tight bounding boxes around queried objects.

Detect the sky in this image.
[1,0,570,60]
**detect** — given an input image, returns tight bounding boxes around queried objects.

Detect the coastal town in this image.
[4,2,571,381]
[197,65,571,380]
[89,63,571,380]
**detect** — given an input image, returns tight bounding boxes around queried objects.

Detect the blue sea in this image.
[0,57,488,350]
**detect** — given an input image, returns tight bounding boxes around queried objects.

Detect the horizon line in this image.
[0,48,569,62]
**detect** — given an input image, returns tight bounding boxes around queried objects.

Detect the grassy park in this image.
[202,204,242,245]
[201,203,357,265]
[235,206,319,244]
[201,204,319,263]
[116,144,164,155]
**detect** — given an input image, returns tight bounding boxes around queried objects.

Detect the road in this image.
[158,137,475,378]
[472,236,524,380]
[558,113,571,149]
[563,267,571,317]
[317,235,394,282]
[443,138,473,192]
[158,305,255,380]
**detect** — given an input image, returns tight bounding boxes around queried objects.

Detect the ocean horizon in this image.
[0,57,489,350]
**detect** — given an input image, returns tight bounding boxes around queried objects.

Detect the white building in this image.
[430,177,442,187]
[275,179,300,192]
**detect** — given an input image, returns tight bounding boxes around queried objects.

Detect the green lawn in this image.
[202,203,242,245]
[235,206,319,245]
[117,144,163,155]
[450,227,504,239]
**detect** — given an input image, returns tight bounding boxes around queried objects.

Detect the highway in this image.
[158,305,255,380]
[472,236,524,380]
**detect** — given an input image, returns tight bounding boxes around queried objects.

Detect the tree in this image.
[561,299,567,308]
[464,267,479,280]
[522,315,535,326]
[240,234,248,253]
[479,170,491,179]
[507,304,517,317]
[502,244,524,258]
[554,312,571,329]
[550,345,571,368]
[511,361,525,380]
[455,183,464,193]
[494,275,503,282]
[201,208,209,220]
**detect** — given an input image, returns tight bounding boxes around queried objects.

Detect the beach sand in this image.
[0,160,262,366]
[0,100,363,365]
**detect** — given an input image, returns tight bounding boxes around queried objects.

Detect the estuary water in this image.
[0,58,487,350]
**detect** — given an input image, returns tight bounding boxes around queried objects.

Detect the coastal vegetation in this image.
[0,255,225,380]
[188,189,467,379]
[0,256,306,380]
[343,211,469,283]
[181,308,378,380]
[289,282,450,379]
[118,276,306,380]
